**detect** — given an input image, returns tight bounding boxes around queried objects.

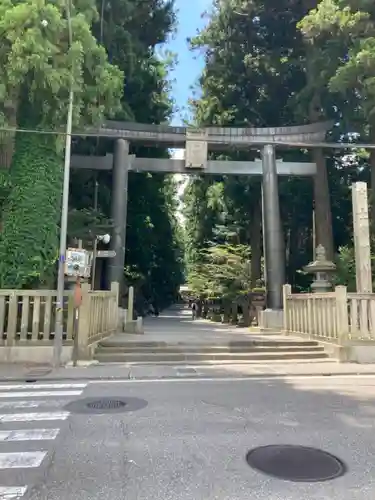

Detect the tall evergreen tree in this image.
[299,0,375,224]
[184,0,365,292]
[70,0,184,305]
[0,0,123,288]
[0,0,184,303]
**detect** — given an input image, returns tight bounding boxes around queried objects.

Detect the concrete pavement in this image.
[3,359,375,383]
[111,306,309,345]
[0,376,374,499]
[2,305,375,381]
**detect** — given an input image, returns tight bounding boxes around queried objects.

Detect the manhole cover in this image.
[64,396,148,414]
[177,368,197,375]
[87,399,126,410]
[25,368,52,378]
[246,445,346,482]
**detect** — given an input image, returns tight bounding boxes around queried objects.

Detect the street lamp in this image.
[91,234,111,289]
[53,0,74,368]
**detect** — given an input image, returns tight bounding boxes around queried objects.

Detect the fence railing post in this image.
[335,285,348,345]
[76,283,91,359]
[110,282,119,332]
[282,284,292,334]
[6,292,17,345]
[307,295,313,337]
[5,292,17,362]
[127,286,134,323]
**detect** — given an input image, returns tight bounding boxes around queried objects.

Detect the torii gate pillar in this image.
[261,145,285,310]
[108,139,129,291]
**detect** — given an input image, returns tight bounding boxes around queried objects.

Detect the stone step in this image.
[96,345,325,355]
[99,339,320,349]
[94,350,329,364]
[95,358,335,366]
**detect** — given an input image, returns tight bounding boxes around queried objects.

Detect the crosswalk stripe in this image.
[0,384,80,497]
[0,400,64,409]
[0,390,83,398]
[0,412,69,422]
[0,452,46,469]
[0,486,27,499]
[0,384,86,391]
[0,429,60,442]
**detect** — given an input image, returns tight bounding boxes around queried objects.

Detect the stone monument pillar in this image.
[109,139,129,290]
[261,144,285,309]
[352,182,372,292]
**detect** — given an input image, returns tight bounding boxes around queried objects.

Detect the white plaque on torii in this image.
[185,128,208,169]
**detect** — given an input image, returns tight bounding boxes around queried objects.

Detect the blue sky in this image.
[167,0,211,125]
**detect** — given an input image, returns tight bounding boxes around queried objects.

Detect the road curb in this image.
[1,371,375,382]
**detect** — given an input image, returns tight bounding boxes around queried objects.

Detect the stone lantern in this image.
[303,244,336,292]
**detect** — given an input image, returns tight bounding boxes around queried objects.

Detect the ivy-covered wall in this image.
[0,132,63,288]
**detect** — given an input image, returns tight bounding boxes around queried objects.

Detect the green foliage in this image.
[185,0,318,294]
[0,170,11,209]
[333,246,356,291]
[182,176,219,268]
[333,244,375,292]
[0,0,124,130]
[298,0,375,130]
[91,0,175,123]
[125,172,184,308]
[68,208,112,244]
[190,0,308,128]
[67,0,183,307]
[183,0,370,297]
[0,132,62,288]
[0,0,182,301]
[188,244,251,300]
[0,0,124,289]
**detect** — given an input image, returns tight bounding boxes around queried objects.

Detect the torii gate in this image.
[71,120,331,316]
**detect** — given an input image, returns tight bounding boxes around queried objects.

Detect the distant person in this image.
[202,301,208,319]
[191,301,197,320]
[153,303,159,317]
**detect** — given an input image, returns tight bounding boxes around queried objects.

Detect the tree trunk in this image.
[242,300,251,326]
[286,225,299,286]
[312,148,334,260]
[0,99,18,170]
[223,301,231,323]
[250,190,262,287]
[230,302,238,324]
[305,46,334,261]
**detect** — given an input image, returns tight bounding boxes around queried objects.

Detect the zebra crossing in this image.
[0,382,87,499]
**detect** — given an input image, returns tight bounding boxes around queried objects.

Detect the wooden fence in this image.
[283,284,375,342]
[87,287,119,344]
[0,283,118,348]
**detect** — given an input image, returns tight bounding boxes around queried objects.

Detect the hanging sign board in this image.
[97,250,116,258]
[185,129,208,169]
[65,248,91,278]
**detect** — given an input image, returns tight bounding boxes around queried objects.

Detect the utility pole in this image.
[91,179,99,289]
[53,0,73,368]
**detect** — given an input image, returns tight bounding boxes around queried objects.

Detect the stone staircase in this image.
[94,338,330,364]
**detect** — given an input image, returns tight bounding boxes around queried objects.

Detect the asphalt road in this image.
[1,375,375,500]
